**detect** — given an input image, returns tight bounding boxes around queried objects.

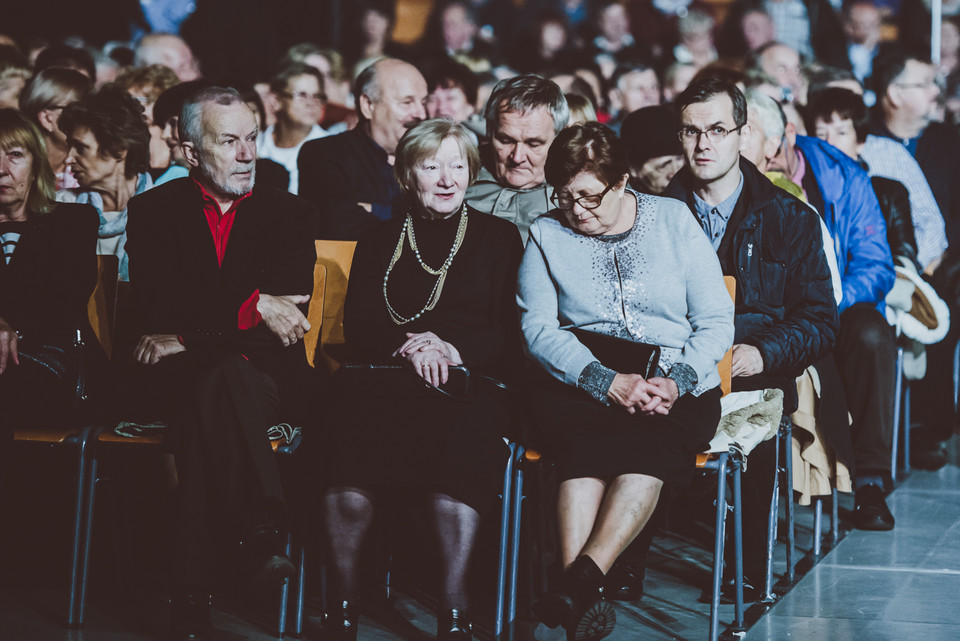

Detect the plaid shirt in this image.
[861,134,948,269]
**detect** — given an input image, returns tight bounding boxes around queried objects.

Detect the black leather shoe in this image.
[852,484,895,531]
[171,592,213,641]
[320,600,358,641]
[437,608,472,640]
[532,556,616,641]
[604,561,644,601]
[238,526,296,590]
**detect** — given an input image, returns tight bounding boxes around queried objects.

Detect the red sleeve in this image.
[238,289,262,329]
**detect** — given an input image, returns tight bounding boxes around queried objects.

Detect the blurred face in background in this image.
[760,44,804,102]
[814,112,860,160]
[598,4,629,45]
[427,84,475,122]
[276,73,325,128]
[888,59,941,124]
[742,11,775,51]
[617,69,660,114]
[442,4,477,52]
[844,3,882,48]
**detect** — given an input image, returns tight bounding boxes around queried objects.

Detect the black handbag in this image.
[570,328,661,378]
[334,362,479,400]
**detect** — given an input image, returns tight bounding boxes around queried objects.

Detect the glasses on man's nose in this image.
[678,124,743,144]
[551,183,614,210]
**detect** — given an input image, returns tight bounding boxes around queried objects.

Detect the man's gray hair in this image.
[484,74,569,137]
[745,88,785,141]
[354,59,383,118]
[178,86,245,146]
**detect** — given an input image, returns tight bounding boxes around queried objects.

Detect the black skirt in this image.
[526,375,722,485]
[324,386,513,516]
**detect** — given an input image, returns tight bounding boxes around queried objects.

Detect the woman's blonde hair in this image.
[0,108,57,214]
[394,118,479,194]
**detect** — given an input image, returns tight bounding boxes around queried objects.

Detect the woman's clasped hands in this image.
[392,331,463,387]
[607,373,679,416]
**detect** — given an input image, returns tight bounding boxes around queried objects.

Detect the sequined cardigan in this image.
[517,190,734,402]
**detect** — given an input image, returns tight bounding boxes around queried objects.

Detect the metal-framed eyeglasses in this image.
[678,124,743,144]
[551,183,615,210]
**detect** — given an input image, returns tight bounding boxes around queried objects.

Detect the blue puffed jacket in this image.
[795,135,895,312]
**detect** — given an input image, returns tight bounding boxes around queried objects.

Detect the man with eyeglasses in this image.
[257,63,329,194]
[663,77,840,597]
[871,51,960,470]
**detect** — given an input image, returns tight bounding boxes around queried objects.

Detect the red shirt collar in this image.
[192,177,253,216]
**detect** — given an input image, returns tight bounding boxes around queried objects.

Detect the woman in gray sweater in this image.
[518,122,734,641]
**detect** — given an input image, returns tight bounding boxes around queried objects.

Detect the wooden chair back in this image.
[313,240,357,372]
[86,255,119,360]
[719,276,736,397]
[303,262,327,369]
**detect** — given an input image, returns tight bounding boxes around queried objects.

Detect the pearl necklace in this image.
[383,204,468,325]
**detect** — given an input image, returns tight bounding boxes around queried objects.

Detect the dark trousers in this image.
[910,296,959,442]
[835,304,898,475]
[133,353,286,590]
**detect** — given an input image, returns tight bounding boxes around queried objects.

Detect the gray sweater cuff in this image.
[578,361,617,404]
[667,363,699,397]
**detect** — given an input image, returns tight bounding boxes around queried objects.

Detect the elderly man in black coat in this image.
[125,86,319,641]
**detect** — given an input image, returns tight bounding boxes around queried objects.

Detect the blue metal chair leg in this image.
[782,421,796,583]
[293,544,306,637]
[762,426,781,602]
[830,486,839,546]
[494,443,516,640]
[812,498,823,557]
[709,452,728,641]
[67,425,94,628]
[732,458,745,631]
[278,534,292,637]
[891,347,904,483]
[507,445,525,629]
[902,383,911,475]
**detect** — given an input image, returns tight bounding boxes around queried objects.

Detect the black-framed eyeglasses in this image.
[551,183,615,210]
[678,124,743,144]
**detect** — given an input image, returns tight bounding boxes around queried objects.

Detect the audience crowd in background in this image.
[2,1,960,640]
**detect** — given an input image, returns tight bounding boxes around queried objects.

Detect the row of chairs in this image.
[13,248,807,641]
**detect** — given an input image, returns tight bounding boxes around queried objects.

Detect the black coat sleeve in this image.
[742,204,840,375]
[298,138,385,240]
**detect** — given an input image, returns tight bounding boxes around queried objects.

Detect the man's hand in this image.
[406,346,457,387]
[641,377,679,415]
[607,373,662,414]
[392,331,463,365]
[731,344,764,377]
[133,334,186,365]
[358,202,372,213]
[257,294,311,347]
[0,316,20,375]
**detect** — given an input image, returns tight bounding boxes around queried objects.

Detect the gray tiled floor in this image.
[2,439,957,641]
[743,442,960,641]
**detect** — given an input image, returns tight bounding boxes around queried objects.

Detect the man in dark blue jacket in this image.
[664,77,839,594]
[769,121,898,530]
